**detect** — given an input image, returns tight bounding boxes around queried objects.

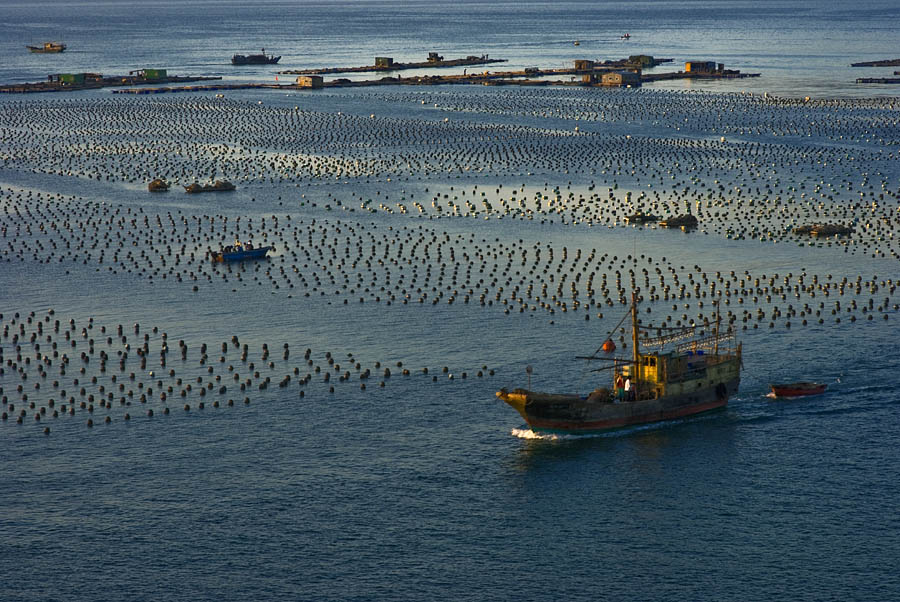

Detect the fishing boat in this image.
[184,180,235,193]
[27,42,66,53]
[770,382,826,397]
[621,33,631,39]
[496,294,741,433]
[211,242,273,262]
[231,50,281,65]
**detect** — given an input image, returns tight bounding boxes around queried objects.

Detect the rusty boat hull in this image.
[497,352,741,433]
[498,370,739,433]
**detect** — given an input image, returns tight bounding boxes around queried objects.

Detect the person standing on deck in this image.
[624,377,632,401]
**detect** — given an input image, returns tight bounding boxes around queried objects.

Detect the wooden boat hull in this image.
[770,383,826,397]
[499,377,737,433]
[498,357,740,433]
[212,246,272,262]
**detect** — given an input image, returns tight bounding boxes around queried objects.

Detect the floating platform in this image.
[851,59,900,67]
[0,74,221,94]
[279,55,507,76]
[856,77,900,84]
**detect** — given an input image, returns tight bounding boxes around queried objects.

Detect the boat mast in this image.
[631,291,639,381]
[714,298,720,355]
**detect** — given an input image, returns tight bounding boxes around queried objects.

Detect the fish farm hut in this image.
[375,57,394,68]
[602,71,641,87]
[49,73,86,84]
[136,68,168,80]
[296,75,324,88]
[685,61,722,73]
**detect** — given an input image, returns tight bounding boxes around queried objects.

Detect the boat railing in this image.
[674,330,736,353]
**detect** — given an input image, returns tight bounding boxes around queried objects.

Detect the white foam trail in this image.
[511,428,560,441]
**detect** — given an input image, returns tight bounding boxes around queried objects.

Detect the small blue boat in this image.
[211,243,273,262]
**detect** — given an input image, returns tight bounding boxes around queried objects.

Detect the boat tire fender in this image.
[716,382,727,399]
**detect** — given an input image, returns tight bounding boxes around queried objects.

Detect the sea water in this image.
[2,2,900,600]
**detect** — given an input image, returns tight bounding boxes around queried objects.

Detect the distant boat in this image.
[770,382,827,398]
[621,33,631,39]
[573,40,580,46]
[211,243,273,262]
[231,49,280,65]
[27,42,66,53]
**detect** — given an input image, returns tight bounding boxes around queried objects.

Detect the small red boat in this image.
[770,382,827,397]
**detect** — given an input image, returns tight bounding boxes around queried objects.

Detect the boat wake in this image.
[512,427,560,440]
[511,422,676,440]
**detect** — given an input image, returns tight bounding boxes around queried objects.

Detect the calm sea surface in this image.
[2,2,900,601]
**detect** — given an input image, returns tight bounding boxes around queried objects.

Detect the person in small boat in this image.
[245,241,253,250]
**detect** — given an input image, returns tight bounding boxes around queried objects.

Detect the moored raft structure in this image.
[148,178,170,192]
[793,223,854,237]
[659,213,698,228]
[184,180,235,193]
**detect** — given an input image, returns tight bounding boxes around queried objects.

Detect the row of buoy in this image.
[1,184,894,326]
[0,88,897,440]
[0,309,499,433]
[0,94,898,238]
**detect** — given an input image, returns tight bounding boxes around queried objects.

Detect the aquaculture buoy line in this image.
[0,310,500,433]
[0,183,896,326]
[0,85,899,440]
[0,91,898,260]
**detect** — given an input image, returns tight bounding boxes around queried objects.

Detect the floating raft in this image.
[114,83,282,94]
[851,59,900,67]
[280,55,507,75]
[0,75,221,94]
[856,77,900,84]
[793,223,854,236]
